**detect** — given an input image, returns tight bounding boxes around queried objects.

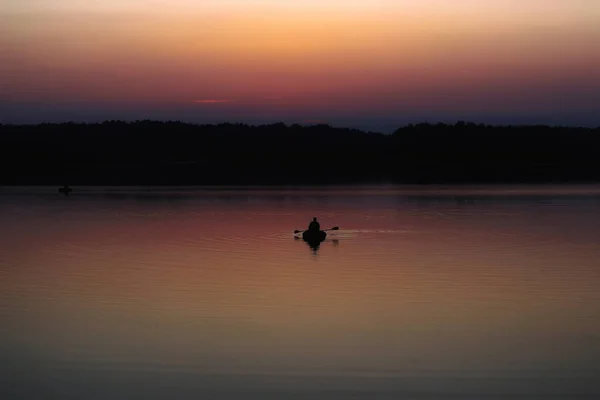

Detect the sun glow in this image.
[2,1,599,129]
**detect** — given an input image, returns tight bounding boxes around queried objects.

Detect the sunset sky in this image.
[2,0,599,132]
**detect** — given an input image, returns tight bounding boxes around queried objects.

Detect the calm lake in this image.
[1,185,599,399]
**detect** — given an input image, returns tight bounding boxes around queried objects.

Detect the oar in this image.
[294,226,339,234]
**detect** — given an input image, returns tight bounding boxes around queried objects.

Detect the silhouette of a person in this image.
[308,217,320,231]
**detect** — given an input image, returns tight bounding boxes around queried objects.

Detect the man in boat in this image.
[308,217,321,231]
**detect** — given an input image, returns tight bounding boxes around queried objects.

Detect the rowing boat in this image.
[58,185,72,195]
[302,230,327,243]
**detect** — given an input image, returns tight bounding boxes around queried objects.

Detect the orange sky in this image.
[2,1,600,130]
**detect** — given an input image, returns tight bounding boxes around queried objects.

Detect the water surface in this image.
[1,185,600,399]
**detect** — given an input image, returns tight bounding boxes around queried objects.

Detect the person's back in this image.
[308,217,320,231]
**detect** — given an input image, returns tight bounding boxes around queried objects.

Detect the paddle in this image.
[294,226,339,234]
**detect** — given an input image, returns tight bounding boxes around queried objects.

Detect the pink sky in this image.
[2,1,599,131]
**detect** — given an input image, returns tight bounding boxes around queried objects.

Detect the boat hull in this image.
[302,230,327,243]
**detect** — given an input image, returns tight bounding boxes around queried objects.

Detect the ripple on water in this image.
[2,186,600,400]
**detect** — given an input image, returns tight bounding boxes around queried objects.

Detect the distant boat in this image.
[58,185,72,195]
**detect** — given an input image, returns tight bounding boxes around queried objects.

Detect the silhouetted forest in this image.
[1,120,599,185]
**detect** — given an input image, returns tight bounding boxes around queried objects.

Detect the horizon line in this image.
[1,119,599,133]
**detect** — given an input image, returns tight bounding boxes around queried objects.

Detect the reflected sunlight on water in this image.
[1,185,599,399]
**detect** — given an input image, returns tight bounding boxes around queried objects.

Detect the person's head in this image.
[313,217,317,222]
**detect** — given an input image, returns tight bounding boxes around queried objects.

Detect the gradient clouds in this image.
[2,0,600,131]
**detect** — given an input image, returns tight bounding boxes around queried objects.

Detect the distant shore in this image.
[2,121,599,185]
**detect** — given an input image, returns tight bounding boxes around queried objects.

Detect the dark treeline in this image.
[1,120,599,185]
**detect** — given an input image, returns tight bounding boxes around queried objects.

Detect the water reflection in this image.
[295,235,335,253]
[294,235,319,253]
[1,185,600,399]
